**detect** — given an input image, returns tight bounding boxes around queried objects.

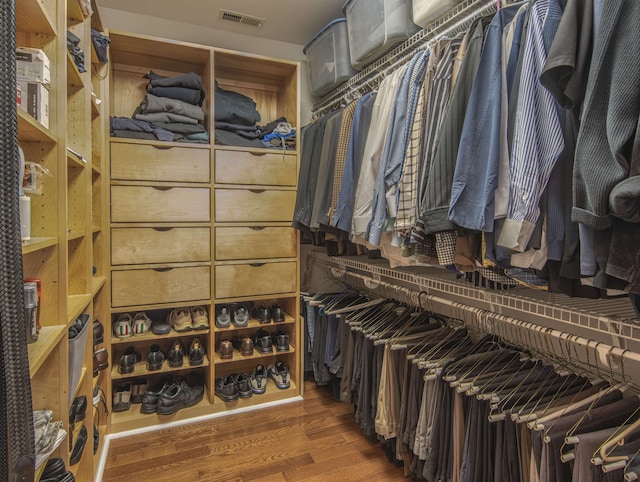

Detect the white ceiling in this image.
[98,0,347,46]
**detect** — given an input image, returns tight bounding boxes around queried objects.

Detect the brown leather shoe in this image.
[217,339,233,360]
[232,336,254,356]
[93,348,108,377]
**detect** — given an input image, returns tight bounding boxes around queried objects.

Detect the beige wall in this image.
[101,7,314,124]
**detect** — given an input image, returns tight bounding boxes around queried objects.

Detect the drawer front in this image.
[111,143,210,182]
[215,226,297,260]
[215,262,297,299]
[215,189,295,222]
[215,149,296,186]
[111,186,210,223]
[111,227,211,265]
[112,266,211,307]
[111,266,211,307]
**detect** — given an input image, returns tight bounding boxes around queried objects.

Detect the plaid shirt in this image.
[329,100,358,225]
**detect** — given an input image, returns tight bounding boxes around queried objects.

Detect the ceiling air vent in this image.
[219,9,265,28]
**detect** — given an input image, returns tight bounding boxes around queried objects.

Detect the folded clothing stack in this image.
[111,70,209,143]
[214,82,296,150]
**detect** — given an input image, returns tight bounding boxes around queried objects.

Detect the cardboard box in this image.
[17,80,49,129]
[16,47,51,85]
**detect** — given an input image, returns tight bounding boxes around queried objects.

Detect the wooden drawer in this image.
[215,226,296,260]
[215,149,296,186]
[215,262,297,299]
[111,227,210,265]
[111,186,210,223]
[111,142,210,182]
[215,189,295,222]
[112,266,211,307]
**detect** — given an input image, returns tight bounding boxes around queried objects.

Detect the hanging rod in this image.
[319,256,640,389]
[312,0,506,118]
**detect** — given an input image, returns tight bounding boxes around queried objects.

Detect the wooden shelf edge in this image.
[72,367,88,399]
[111,300,212,314]
[28,325,67,378]
[111,328,210,345]
[16,0,56,36]
[18,109,55,142]
[108,137,210,149]
[92,276,106,296]
[68,294,92,323]
[67,51,85,88]
[22,236,58,254]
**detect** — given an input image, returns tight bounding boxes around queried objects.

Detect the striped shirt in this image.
[497,0,565,252]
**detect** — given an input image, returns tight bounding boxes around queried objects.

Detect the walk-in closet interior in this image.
[5,0,640,480]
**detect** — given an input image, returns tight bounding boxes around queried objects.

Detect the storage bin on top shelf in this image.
[304,18,358,98]
[411,0,465,29]
[343,0,419,70]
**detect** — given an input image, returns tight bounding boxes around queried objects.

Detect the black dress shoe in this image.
[118,346,140,374]
[167,340,185,367]
[147,344,164,371]
[270,304,286,323]
[41,457,66,479]
[69,425,87,465]
[69,395,87,424]
[140,378,173,414]
[271,329,290,352]
[252,305,271,324]
[188,338,206,366]
[252,328,273,354]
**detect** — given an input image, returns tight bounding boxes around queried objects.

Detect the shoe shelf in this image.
[214,316,296,333]
[22,237,59,255]
[213,345,296,364]
[111,328,210,344]
[110,356,211,380]
[28,326,67,378]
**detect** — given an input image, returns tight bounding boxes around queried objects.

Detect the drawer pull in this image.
[249,189,266,194]
[249,151,267,157]
[152,186,173,191]
[152,267,174,272]
[249,263,265,268]
[249,226,266,231]
[152,145,173,150]
[152,227,174,232]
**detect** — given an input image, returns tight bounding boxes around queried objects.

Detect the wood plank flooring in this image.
[102,379,405,481]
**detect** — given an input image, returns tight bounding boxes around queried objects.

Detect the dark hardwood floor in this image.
[103,378,405,481]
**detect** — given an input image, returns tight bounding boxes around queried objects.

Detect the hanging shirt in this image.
[497,0,565,253]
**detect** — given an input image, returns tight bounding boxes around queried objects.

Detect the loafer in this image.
[233,373,253,398]
[233,304,249,327]
[69,395,87,424]
[132,312,151,336]
[93,319,104,345]
[189,337,206,366]
[167,340,185,367]
[272,329,290,352]
[217,339,233,360]
[69,425,87,465]
[252,305,271,324]
[131,378,149,404]
[270,304,286,323]
[268,361,290,390]
[232,336,254,356]
[215,304,231,328]
[147,344,164,371]
[93,348,108,377]
[140,378,173,414]
[168,307,192,332]
[112,382,132,412]
[156,380,205,415]
[118,346,140,374]
[190,306,209,330]
[112,313,133,338]
[215,375,239,402]
[250,364,268,394]
[252,328,273,354]
[151,318,171,335]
